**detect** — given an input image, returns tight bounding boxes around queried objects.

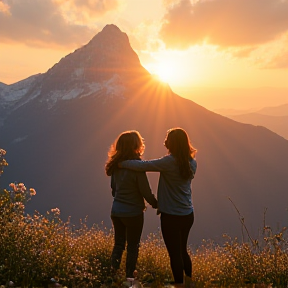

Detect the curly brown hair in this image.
[105,130,144,176]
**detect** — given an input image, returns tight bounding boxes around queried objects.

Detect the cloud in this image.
[71,0,118,17]
[162,0,182,7]
[254,33,288,69]
[0,0,118,48]
[159,0,288,48]
[230,47,256,58]
[0,1,10,14]
[265,50,288,69]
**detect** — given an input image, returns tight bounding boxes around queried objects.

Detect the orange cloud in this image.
[257,34,288,69]
[265,51,288,69]
[0,0,118,48]
[72,0,118,17]
[0,1,10,15]
[160,0,288,48]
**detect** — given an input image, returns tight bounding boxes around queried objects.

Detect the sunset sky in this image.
[1,0,287,109]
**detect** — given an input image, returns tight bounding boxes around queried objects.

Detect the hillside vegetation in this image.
[1,149,288,288]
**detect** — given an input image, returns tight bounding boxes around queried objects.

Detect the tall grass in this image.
[1,149,288,287]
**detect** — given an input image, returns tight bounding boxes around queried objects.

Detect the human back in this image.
[105,130,157,283]
[106,130,157,216]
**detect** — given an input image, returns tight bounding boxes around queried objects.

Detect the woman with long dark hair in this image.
[105,130,157,285]
[120,128,197,287]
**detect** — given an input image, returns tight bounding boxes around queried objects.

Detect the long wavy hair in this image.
[164,127,197,179]
[105,130,144,176]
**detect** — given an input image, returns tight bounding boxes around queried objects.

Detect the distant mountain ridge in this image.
[257,103,288,117]
[215,103,288,139]
[1,24,288,244]
[215,103,288,117]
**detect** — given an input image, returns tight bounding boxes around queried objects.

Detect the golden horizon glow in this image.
[143,49,201,87]
[139,41,288,92]
[1,0,287,111]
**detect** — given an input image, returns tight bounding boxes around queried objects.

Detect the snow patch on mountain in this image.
[0,75,40,103]
[44,74,125,108]
[73,68,84,78]
[104,74,125,97]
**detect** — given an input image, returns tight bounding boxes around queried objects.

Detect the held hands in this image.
[152,201,158,209]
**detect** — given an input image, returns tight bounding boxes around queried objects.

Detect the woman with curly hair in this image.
[105,130,157,284]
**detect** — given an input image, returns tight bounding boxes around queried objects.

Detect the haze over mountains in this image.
[1,24,288,244]
[178,87,288,112]
[215,103,288,140]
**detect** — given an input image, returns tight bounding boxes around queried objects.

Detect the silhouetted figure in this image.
[121,128,197,287]
[105,131,157,283]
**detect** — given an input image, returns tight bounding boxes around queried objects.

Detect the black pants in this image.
[161,212,194,284]
[111,214,144,278]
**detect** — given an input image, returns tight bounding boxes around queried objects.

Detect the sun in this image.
[154,62,176,83]
[145,50,193,85]
[143,48,205,87]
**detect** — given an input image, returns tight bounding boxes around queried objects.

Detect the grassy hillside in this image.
[1,149,288,288]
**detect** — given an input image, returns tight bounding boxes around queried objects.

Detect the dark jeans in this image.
[111,213,144,278]
[161,211,194,284]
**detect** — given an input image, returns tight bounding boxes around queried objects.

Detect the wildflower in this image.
[18,183,26,192]
[0,148,6,156]
[30,188,36,196]
[9,183,17,191]
[14,202,25,209]
[51,208,61,215]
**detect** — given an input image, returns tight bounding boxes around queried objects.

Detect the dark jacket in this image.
[110,168,157,217]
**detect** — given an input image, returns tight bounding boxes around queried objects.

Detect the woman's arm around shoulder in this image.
[119,155,173,172]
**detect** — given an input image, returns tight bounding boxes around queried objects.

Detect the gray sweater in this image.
[121,154,197,216]
[110,168,157,217]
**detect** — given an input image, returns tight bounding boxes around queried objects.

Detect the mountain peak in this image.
[47,23,144,80]
[102,24,123,34]
[0,24,154,111]
[90,24,126,42]
[32,24,151,105]
[87,24,132,56]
